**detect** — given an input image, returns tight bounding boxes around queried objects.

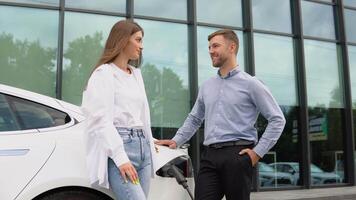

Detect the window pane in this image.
[254,34,299,188]
[62,12,121,105]
[135,0,186,20]
[0,94,20,131]
[7,95,69,129]
[301,1,336,39]
[304,40,344,108]
[0,6,58,97]
[349,45,356,108]
[344,0,356,7]
[197,26,244,85]
[136,20,190,133]
[252,0,292,33]
[345,9,356,43]
[197,0,242,27]
[258,106,301,187]
[254,33,297,106]
[65,0,125,13]
[309,107,345,185]
[0,0,58,6]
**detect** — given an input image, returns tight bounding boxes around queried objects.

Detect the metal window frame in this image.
[0,0,355,191]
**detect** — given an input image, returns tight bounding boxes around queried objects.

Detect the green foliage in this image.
[62,32,104,105]
[0,32,56,97]
[141,63,189,128]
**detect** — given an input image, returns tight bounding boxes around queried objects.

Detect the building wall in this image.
[0,0,355,191]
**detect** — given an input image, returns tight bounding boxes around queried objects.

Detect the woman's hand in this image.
[119,162,139,184]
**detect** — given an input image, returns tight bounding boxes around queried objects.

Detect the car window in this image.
[276,165,284,172]
[0,94,20,131]
[283,165,292,172]
[5,94,71,130]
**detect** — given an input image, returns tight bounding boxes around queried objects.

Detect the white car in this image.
[0,83,194,200]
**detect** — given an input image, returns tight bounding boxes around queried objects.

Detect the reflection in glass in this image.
[258,106,301,188]
[349,46,356,108]
[252,0,292,33]
[62,12,120,105]
[196,0,242,27]
[308,107,345,185]
[136,19,190,131]
[197,26,244,85]
[304,40,344,108]
[301,1,336,39]
[65,0,125,13]
[344,0,356,7]
[135,0,186,20]
[0,0,58,6]
[0,6,58,97]
[254,33,297,106]
[345,9,356,43]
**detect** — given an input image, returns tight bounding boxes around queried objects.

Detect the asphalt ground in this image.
[251,186,356,200]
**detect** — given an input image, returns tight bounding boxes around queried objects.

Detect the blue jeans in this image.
[108,128,152,200]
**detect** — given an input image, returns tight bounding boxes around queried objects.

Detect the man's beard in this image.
[211,55,227,68]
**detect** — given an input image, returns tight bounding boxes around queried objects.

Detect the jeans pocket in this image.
[120,134,132,144]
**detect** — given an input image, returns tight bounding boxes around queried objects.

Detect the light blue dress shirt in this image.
[172,67,286,158]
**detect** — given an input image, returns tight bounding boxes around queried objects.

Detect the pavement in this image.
[251,186,356,200]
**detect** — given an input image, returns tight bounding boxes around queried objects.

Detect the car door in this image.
[0,93,59,200]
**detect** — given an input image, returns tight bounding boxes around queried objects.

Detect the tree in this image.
[0,32,56,96]
[141,63,189,128]
[62,32,104,105]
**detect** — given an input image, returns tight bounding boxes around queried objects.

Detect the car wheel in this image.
[38,190,111,200]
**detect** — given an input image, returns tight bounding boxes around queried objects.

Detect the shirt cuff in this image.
[172,135,186,147]
[253,142,269,158]
[111,146,130,167]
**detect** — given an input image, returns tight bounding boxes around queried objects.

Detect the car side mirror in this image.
[288,169,295,174]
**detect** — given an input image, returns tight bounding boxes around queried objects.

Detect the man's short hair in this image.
[208,29,239,55]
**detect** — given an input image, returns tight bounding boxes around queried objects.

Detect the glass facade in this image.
[254,33,300,188]
[252,0,292,33]
[197,27,244,85]
[301,1,336,39]
[135,0,186,20]
[62,12,120,105]
[65,0,125,13]
[304,40,345,185]
[0,5,58,97]
[136,19,190,137]
[345,9,356,43]
[1,0,356,192]
[196,0,242,27]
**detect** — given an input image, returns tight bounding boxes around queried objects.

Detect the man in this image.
[155,29,286,200]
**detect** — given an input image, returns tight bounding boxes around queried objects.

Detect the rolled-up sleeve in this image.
[82,69,129,167]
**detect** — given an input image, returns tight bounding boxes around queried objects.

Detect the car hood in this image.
[312,172,340,179]
[259,171,293,179]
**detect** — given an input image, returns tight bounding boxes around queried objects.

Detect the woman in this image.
[82,20,156,200]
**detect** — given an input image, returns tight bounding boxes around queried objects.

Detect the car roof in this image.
[0,83,84,121]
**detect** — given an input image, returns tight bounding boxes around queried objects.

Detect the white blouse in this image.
[110,63,145,128]
[81,63,157,189]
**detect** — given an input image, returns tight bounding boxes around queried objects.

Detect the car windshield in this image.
[311,164,324,173]
[259,163,275,172]
[287,163,299,172]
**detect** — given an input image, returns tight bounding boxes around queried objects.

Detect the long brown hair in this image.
[93,19,144,71]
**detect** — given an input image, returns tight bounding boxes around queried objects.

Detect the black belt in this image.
[208,140,254,149]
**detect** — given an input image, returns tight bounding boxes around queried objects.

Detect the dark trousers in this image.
[195,145,254,200]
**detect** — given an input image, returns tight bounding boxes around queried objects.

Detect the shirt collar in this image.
[217,66,240,79]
